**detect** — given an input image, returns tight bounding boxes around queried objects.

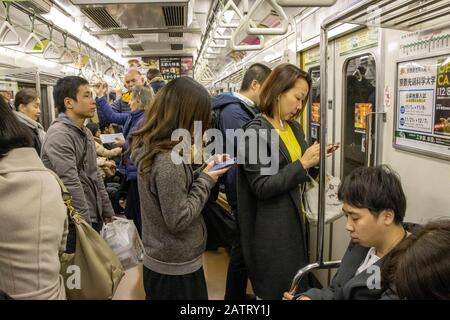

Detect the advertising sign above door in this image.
[337,28,379,56]
[394,54,450,160]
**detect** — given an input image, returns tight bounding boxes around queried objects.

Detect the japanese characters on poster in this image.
[395,55,450,159]
[159,57,181,81]
[159,57,193,81]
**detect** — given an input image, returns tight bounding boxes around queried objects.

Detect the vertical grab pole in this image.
[317,25,328,265]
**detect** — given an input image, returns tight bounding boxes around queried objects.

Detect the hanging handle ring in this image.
[63,32,68,47]
[28,9,36,33]
[3,2,11,23]
[47,23,54,40]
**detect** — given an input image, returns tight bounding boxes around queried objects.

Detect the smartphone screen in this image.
[209,158,236,172]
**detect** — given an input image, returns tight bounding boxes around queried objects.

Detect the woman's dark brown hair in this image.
[131,77,211,174]
[382,219,450,300]
[0,96,32,158]
[14,88,38,111]
[258,63,312,118]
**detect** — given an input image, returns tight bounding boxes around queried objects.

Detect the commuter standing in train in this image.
[212,63,272,300]
[131,77,230,300]
[95,84,154,237]
[237,63,338,299]
[13,88,45,155]
[146,68,166,94]
[109,69,146,115]
[0,96,68,299]
[41,76,115,253]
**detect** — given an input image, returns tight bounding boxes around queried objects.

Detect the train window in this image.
[342,54,376,178]
[307,66,320,144]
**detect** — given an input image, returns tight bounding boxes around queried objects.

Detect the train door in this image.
[333,28,383,179]
[327,28,384,277]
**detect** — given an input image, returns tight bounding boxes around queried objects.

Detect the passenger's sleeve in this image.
[42,133,91,223]
[59,217,69,256]
[241,130,310,200]
[219,104,252,154]
[154,162,215,234]
[96,141,122,159]
[299,267,340,300]
[299,286,336,300]
[96,167,114,218]
[96,96,128,126]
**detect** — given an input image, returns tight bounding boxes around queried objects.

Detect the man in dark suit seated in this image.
[284,165,407,300]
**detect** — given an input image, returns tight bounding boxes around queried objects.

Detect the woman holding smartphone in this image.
[237,63,338,300]
[131,77,229,300]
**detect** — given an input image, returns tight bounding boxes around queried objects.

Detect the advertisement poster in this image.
[180,57,193,76]
[159,57,181,81]
[354,103,372,130]
[434,57,450,136]
[394,54,450,159]
[311,102,320,124]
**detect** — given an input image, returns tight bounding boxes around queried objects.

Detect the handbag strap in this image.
[47,169,83,223]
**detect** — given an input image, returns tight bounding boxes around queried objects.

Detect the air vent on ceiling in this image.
[171,44,184,51]
[169,32,183,38]
[128,43,144,51]
[162,6,185,27]
[81,7,121,29]
[119,33,135,39]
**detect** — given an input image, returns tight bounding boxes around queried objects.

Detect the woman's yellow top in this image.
[277,123,302,162]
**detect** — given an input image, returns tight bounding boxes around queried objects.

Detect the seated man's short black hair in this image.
[338,165,406,223]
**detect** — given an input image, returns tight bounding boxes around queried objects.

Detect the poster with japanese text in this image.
[395,55,450,160]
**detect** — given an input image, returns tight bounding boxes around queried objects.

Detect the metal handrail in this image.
[289,0,381,296]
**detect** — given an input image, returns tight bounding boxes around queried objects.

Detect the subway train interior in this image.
[0,0,449,302]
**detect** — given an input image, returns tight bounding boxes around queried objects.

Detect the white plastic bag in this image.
[302,174,343,225]
[101,217,144,270]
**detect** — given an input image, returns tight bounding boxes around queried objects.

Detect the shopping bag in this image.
[49,171,124,300]
[302,174,343,225]
[101,217,144,270]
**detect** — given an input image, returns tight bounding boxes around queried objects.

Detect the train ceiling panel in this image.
[69,0,213,58]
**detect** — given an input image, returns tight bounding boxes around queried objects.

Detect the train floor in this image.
[112,247,253,300]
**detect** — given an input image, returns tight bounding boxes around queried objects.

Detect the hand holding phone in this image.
[327,143,340,154]
[209,158,236,172]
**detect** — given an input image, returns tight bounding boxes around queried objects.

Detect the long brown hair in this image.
[132,77,211,174]
[381,219,450,300]
[258,63,312,118]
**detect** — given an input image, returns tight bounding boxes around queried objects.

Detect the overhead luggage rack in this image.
[0,67,65,86]
[341,0,450,32]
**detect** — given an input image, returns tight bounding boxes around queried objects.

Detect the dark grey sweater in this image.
[132,149,215,275]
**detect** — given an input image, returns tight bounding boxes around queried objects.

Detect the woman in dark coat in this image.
[237,63,338,299]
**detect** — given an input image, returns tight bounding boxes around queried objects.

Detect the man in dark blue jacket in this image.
[146,68,166,94]
[212,63,271,300]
